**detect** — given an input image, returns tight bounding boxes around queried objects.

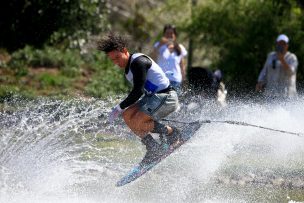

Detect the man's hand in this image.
[277,52,292,73]
[277,52,285,62]
[256,82,264,92]
[108,104,123,123]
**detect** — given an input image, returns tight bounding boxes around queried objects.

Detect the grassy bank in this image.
[0,46,129,102]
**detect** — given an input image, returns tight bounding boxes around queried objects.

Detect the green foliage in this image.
[0,85,19,103]
[5,46,129,99]
[59,49,84,77]
[186,0,304,94]
[8,46,83,77]
[0,85,34,103]
[14,67,29,77]
[0,0,108,51]
[37,73,70,89]
[3,0,304,99]
[84,52,129,98]
[8,46,62,69]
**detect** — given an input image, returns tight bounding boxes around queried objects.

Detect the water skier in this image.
[97,33,181,164]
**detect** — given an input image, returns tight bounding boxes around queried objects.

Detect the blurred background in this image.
[1,0,304,100]
[1,1,304,203]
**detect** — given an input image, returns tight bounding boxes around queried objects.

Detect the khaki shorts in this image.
[137,90,179,120]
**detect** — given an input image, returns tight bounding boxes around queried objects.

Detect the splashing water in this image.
[1,95,304,203]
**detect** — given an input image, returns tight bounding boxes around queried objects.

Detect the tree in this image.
[185,0,304,95]
[0,0,108,51]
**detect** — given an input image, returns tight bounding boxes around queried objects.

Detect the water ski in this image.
[116,120,202,187]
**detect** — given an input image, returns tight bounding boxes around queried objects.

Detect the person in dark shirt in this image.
[188,67,227,107]
[97,33,180,164]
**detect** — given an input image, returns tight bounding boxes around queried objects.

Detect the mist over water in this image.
[1,95,304,203]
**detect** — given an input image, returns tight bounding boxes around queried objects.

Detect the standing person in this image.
[188,67,227,107]
[153,24,187,92]
[256,34,298,99]
[97,33,180,164]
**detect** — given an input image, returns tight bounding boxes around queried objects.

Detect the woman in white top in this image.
[153,24,187,92]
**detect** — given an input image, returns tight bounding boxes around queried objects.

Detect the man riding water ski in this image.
[97,33,181,164]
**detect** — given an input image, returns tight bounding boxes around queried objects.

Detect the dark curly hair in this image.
[97,32,128,53]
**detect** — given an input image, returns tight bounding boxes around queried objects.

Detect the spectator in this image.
[153,24,187,92]
[256,34,298,99]
[188,67,227,107]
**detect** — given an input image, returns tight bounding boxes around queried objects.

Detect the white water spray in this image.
[0,96,304,203]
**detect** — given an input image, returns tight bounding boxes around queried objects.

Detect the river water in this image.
[0,96,304,203]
